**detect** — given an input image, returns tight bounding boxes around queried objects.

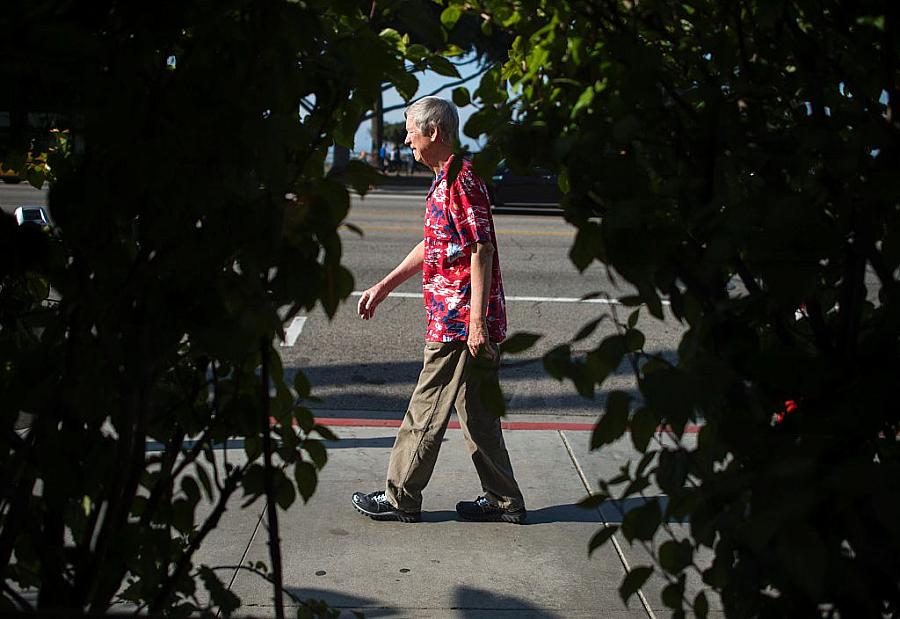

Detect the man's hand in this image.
[357,283,387,320]
[467,320,495,361]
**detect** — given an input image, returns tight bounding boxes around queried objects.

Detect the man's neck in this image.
[430,146,454,175]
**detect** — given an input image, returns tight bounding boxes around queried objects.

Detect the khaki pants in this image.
[385,341,525,512]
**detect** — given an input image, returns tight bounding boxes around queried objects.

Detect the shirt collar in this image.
[427,154,457,200]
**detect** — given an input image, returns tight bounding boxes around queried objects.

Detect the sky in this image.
[351,56,486,156]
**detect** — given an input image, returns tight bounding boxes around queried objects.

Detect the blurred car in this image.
[14,205,50,228]
[1,163,22,184]
[489,161,561,210]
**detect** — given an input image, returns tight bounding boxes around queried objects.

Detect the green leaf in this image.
[440,6,462,29]
[557,169,570,194]
[627,309,640,329]
[342,160,384,196]
[379,28,402,46]
[472,146,502,183]
[463,107,499,140]
[591,391,631,448]
[642,368,694,434]
[624,328,644,352]
[619,566,653,605]
[588,525,619,555]
[452,86,471,107]
[571,84,595,118]
[446,154,464,186]
[500,331,542,354]
[476,66,504,105]
[390,69,419,103]
[405,44,429,61]
[428,54,460,78]
[856,15,885,30]
[777,525,826,598]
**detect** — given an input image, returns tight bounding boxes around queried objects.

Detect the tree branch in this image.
[363,65,493,121]
[260,341,285,619]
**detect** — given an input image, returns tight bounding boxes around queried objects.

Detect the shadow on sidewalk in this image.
[283,587,391,617]
[283,585,562,618]
[323,436,398,449]
[523,497,686,525]
[453,585,562,618]
[336,497,685,525]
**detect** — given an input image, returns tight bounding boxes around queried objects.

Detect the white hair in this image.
[404,96,459,145]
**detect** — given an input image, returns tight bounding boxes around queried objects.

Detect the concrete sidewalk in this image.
[196,415,722,618]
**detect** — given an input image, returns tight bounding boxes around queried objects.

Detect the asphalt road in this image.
[0,182,48,216]
[287,189,682,419]
[0,182,682,419]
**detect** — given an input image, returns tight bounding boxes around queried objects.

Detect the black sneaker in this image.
[456,496,527,524]
[352,491,421,523]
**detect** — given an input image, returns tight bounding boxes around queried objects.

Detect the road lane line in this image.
[307,415,700,433]
[312,416,597,431]
[280,316,307,347]
[350,291,671,306]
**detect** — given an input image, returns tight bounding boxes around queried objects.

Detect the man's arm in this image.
[467,240,495,359]
[357,240,425,320]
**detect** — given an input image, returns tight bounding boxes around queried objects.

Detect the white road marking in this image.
[350,291,671,306]
[280,316,307,347]
[352,192,423,200]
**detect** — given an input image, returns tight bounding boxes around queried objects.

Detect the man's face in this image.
[404,116,436,167]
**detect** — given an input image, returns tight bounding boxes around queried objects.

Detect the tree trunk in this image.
[331,144,351,174]
[370,90,384,169]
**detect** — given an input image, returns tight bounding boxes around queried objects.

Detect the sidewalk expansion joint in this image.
[220,501,267,615]
[558,430,658,619]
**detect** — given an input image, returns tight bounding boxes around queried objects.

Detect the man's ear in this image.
[428,125,440,143]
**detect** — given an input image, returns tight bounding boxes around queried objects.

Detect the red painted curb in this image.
[312,417,702,433]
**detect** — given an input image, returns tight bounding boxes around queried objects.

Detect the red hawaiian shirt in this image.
[422,156,507,343]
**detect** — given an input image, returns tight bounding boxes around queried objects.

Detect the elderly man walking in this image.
[351,97,526,524]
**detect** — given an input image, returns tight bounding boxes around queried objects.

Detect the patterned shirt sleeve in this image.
[449,166,493,248]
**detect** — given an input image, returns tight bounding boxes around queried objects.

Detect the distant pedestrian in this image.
[352,96,526,524]
[379,143,388,171]
[390,144,401,174]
